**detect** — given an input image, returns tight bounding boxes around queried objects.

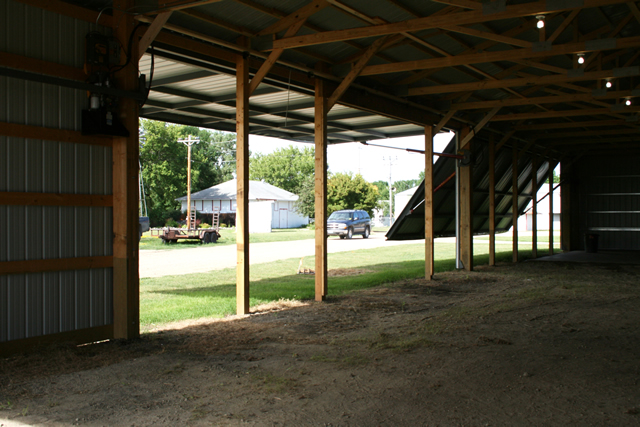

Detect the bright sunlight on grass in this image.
[140,241,546,330]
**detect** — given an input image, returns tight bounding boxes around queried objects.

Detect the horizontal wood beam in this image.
[153,0,224,13]
[0,51,85,81]
[409,66,640,96]
[0,192,113,207]
[441,25,532,48]
[515,119,631,130]
[0,325,113,357]
[0,256,113,275]
[532,128,640,139]
[362,36,640,76]
[452,90,638,109]
[272,0,630,49]
[492,106,640,121]
[16,0,112,25]
[0,122,113,147]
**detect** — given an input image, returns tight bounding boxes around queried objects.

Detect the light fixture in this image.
[605,79,612,89]
[626,98,632,106]
[536,15,545,29]
[577,53,585,64]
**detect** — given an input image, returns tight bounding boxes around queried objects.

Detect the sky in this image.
[249,132,455,184]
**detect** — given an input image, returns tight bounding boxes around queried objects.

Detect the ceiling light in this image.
[536,15,545,29]
[577,53,585,64]
[626,98,632,106]
[605,80,612,89]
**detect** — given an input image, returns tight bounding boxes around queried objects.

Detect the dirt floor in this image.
[1,261,639,426]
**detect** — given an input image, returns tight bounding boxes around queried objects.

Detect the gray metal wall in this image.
[576,155,640,251]
[0,0,113,343]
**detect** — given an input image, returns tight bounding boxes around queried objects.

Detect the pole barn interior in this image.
[1,0,639,354]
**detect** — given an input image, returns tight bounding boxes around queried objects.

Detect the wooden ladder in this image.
[188,208,196,229]
[212,207,220,230]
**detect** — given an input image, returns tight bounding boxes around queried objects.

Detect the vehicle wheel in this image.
[347,228,353,239]
[210,232,219,243]
[363,226,370,239]
[161,238,168,245]
[339,235,345,239]
[203,233,211,244]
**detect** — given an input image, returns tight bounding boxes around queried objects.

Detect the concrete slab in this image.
[533,250,640,265]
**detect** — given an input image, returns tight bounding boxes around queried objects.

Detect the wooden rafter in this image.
[492,106,640,121]
[408,67,640,96]
[440,25,532,48]
[272,0,630,49]
[362,36,640,76]
[459,107,501,147]
[138,11,173,60]
[327,35,391,110]
[249,19,307,96]
[516,119,633,130]
[258,0,329,36]
[451,90,637,110]
[152,0,224,13]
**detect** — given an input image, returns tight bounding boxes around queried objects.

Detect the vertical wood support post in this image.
[549,161,554,255]
[236,49,250,315]
[112,0,140,339]
[314,76,328,301]
[512,142,519,263]
[488,136,496,266]
[531,156,538,258]
[560,161,571,251]
[459,127,473,271]
[424,125,434,280]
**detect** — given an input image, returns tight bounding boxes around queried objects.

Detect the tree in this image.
[139,119,236,226]
[294,174,315,218]
[327,173,379,217]
[250,145,315,195]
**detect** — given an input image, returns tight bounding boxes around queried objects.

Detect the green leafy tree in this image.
[294,174,316,218]
[139,120,236,226]
[250,145,315,195]
[327,173,379,217]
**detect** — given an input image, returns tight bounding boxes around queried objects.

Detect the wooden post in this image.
[549,161,554,255]
[531,156,538,258]
[236,48,250,315]
[314,74,328,301]
[488,135,496,266]
[512,142,519,263]
[459,126,473,271]
[425,125,434,280]
[112,0,140,339]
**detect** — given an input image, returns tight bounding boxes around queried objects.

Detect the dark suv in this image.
[327,209,371,239]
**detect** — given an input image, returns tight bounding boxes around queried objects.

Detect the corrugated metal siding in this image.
[0,0,113,343]
[578,155,640,250]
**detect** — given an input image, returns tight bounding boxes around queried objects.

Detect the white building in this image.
[176,179,308,232]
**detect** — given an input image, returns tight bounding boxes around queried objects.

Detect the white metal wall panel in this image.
[1,0,115,343]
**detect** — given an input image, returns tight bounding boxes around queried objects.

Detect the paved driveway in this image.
[140,231,421,278]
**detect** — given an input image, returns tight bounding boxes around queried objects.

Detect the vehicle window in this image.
[329,212,352,220]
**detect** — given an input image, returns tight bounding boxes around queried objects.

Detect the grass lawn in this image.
[141,241,548,331]
[139,227,318,250]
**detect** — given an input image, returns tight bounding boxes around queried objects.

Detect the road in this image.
[139,231,421,278]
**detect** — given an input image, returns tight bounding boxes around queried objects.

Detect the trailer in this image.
[152,227,220,244]
[151,209,221,244]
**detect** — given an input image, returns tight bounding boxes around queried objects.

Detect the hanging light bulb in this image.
[626,98,632,106]
[605,80,612,89]
[536,15,545,29]
[577,53,585,64]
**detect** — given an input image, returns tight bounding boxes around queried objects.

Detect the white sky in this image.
[249,132,455,183]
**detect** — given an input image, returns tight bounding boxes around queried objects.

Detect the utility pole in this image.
[383,155,397,225]
[178,134,200,229]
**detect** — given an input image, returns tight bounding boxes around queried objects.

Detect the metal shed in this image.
[1,0,639,354]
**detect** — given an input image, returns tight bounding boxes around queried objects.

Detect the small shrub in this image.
[306,222,315,230]
[165,218,179,228]
[199,223,211,229]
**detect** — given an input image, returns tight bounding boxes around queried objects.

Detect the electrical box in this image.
[85,33,120,67]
